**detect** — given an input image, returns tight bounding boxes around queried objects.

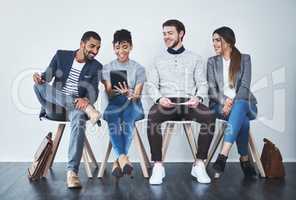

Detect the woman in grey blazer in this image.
[207,26,257,178]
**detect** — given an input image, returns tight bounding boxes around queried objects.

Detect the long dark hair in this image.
[213,26,241,88]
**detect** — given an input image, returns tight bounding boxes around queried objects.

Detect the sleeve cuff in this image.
[221,95,228,105]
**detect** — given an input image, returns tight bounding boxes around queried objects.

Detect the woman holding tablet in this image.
[207,26,258,178]
[102,29,146,178]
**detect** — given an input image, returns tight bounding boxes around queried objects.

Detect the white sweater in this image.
[147,50,208,102]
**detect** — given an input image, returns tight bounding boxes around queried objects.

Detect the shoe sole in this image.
[149,181,163,185]
[149,177,164,185]
[67,184,82,189]
[191,170,211,184]
[149,174,165,185]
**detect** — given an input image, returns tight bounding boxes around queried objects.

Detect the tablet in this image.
[110,70,128,89]
[174,102,189,105]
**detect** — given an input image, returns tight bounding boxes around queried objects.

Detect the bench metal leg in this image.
[162,123,175,161]
[43,123,97,178]
[183,123,197,160]
[43,124,65,177]
[84,137,99,168]
[205,123,226,167]
[82,136,98,178]
[98,141,112,178]
[98,125,151,178]
[134,127,150,178]
[82,147,93,178]
[248,132,266,178]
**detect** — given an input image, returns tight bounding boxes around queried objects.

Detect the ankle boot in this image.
[112,160,123,178]
[213,154,228,178]
[240,159,257,177]
[84,104,101,125]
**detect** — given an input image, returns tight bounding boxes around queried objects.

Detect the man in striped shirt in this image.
[33,31,103,188]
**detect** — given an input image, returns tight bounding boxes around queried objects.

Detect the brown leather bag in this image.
[28,132,53,181]
[260,138,285,178]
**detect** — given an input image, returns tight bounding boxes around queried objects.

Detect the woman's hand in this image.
[114,82,131,96]
[223,98,233,116]
[127,83,143,102]
[127,93,140,101]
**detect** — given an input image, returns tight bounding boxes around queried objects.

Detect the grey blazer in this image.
[206,54,257,110]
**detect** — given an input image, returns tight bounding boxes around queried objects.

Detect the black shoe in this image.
[39,108,46,120]
[213,154,228,177]
[240,159,257,177]
[112,160,123,178]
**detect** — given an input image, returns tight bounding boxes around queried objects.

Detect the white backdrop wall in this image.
[1,0,295,162]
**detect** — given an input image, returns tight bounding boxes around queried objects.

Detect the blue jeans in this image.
[214,99,257,156]
[33,83,87,173]
[103,95,144,159]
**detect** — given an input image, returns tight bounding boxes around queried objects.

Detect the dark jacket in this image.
[42,50,102,104]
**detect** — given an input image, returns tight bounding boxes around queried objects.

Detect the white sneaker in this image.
[191,160,211,184]
[149,163,165,185]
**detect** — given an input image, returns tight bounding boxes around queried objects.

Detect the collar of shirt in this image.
[115,59,130,68]
[167,46,185,55]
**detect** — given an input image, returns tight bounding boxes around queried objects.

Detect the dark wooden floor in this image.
[0,163,295,200]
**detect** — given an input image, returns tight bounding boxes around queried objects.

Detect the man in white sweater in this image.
[147,19,216,185]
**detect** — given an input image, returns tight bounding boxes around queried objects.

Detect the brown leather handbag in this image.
[260,138,285,178]
[28,132,53,181]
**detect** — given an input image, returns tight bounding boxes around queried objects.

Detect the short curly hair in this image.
[113,29,132,45]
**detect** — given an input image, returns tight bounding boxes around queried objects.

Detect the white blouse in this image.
[223,57,236,99]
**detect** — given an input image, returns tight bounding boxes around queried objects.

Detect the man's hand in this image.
[74,98,89,110]
[222,98,233,116]
[33,73,45,84]
[185,97,200,108]
[159,97,175,108]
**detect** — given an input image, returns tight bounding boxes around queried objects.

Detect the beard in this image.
[83,48,95,61]
[168,38,180,49]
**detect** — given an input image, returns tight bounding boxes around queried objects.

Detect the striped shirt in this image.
[61,60,85,97]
